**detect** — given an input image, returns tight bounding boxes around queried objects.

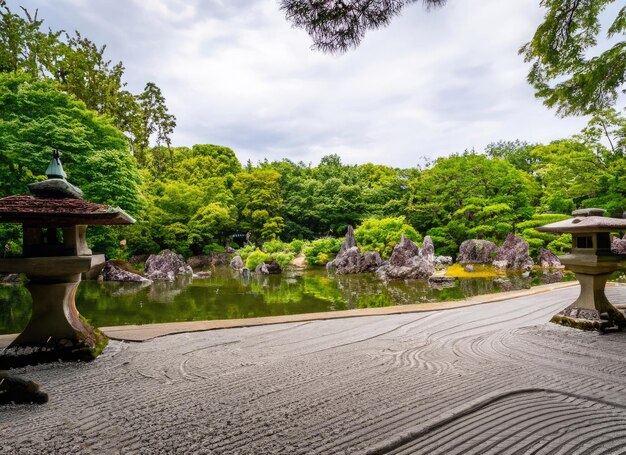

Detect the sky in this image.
[11,0,607,168]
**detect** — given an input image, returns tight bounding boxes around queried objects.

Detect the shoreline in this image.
[0,280,578,346]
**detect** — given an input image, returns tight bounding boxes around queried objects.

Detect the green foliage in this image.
[272,252,295,269]
[245,249,271,270]
[521,0,625,116]
[303,237,343,266]
[262,239,290,254]
[354,217,421,258]
[202,243,226,254]
[288,239,306,254]
[518,213,572,257]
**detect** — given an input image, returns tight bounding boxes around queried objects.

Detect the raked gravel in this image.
[2,286,626,454]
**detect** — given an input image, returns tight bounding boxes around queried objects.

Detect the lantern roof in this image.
[536,210,626,234]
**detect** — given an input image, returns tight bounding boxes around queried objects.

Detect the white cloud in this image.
[17,0,593,167]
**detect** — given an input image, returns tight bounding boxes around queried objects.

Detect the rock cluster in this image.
[255,260,282,275]
[187,253,230,269]
[492,233,534,271]
[144,249,193,281]
[327,226,383,274]
[457,240,499,264]
[0,371,48,405]
[376,235,435,281]
[101,261,151,283]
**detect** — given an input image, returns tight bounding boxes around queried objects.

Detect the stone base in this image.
[1,278,108,368]
[551,306,626,332]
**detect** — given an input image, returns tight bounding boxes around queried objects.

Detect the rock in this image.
[145,250,193,281]
[255,260,282,275]
[291,254,306,268]
[101,261,151,283]
[434,256,453,268]
[540,270,564,284]
[327,226,383,274]
[230,255,244,270]
[420,236,435,263]
[612,235,626,255]
[464,264,475,273]
[0,273,21,283]
[192,271,212,279]
[376,235,435,280]
[0,371,48,405]
[493,233,534,271]
[241,268,251,279]
[538,248,562,268]
[494,277,514,292]
[457,240,499,264]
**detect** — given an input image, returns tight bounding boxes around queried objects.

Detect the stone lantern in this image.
[537,208,626,331]
[0,151,134,365]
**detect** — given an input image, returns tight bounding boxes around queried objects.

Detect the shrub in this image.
[288,239,307,254]
[202,243,226,254]
[272,252,295,269]
[354,217,421,259]
[304,237,342,266]
[262,239,290,254]
[245,249,271,270]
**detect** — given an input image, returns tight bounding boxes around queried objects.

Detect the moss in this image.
[446,264,503,279]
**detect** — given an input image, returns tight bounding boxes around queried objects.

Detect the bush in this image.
[202,243,226,254]
[245,249,271,270]
[272,252,295,269]
[304,237,342,266]
[288,239,307,255]
[354,217,422,259]
[262,239,290,254]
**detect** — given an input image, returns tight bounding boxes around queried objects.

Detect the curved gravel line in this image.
[2,286,626,454]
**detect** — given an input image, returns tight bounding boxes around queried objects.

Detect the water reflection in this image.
[0,266,574,335]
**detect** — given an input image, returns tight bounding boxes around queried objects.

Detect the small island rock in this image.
[230,255,245,270]
[327,226,383,274]
[538,248,562,268]
[101,261,151,283]
[376,235,434,280]
[145,249,193,281]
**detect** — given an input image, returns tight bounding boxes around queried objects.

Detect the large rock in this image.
[537,248,562,268]
[612,234,626,255]
[101,261,151,283]
[230,255,244,270]
[434,255,453,268]
[145,249,193,281]
[327,226,383,274]
[376,235,435,280]
[457,240,499,264]
[493,233,534,271]
[420,236,435,263]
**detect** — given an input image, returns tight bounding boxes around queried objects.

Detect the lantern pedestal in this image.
[550,258,626,331]
[0,256,108,368]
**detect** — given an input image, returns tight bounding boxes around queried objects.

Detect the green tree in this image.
[521,0,625,116]
[354,217,421,258]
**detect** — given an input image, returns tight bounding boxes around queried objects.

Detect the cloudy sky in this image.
[14,0,605,167]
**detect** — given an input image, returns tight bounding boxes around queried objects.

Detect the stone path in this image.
[2,286,626,454]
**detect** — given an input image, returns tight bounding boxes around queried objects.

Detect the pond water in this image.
[0,266,574,335]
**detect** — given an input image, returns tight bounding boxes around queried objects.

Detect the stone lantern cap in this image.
[536,214,626,234]
[0,195,135,228]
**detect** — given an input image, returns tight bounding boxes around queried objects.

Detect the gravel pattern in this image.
[2,286,626,454]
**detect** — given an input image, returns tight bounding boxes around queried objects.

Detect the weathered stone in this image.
[255,260,282,275]
[538,248,562,268]
[493,233,534,271]
[327,226,383,274]
[428,275,456,290]
[612,235,626,255]
[145,250,192,281]
[464,264,475,273]
[230,255,244,270]
[434,256,453,267]
[457,240,499,264]
[420,236,435,263]
[376,235,434,280]
[540,270,565,284]
[0,371,48,405]
[0,273,21,283]
[101,261,151,283]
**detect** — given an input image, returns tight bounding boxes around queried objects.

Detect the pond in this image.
[0,266,574,335]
